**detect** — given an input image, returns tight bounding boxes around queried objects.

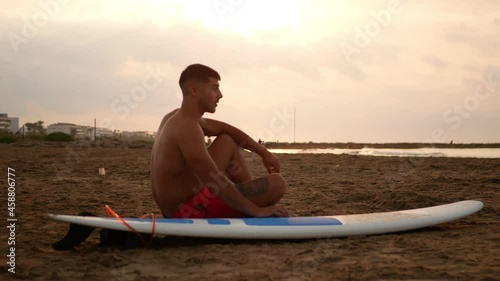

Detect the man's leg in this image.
[235,174,287,207]
[207,134,253,183]
[207,134,286,207]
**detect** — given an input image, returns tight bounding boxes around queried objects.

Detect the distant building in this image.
[85,127,114,141]
[47,123,80,136]
[24,119,158,141]
[47,123,115,140]
[0,113,19,133]
[121,130,156,140]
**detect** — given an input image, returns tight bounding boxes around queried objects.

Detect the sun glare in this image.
[181,0,366,43]
[47,0,365,44]
[178,0,303,34]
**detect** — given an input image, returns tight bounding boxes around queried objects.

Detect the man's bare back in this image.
[150,64,288,218]
[151,109,196,217]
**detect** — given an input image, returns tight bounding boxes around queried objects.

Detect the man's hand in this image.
[261,150,281,173]
[199,118,281,173]
[253,205,289,218]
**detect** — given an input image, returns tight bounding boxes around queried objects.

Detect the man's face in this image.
[198,77,222,113]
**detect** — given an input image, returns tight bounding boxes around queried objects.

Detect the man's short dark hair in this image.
[179,64,220,87]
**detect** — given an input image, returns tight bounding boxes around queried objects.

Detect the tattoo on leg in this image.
[236,177,269,196]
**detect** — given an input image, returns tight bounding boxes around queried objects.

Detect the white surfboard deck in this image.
[48,200,483,239]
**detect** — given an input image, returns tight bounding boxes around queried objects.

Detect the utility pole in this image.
[294,107,296,143]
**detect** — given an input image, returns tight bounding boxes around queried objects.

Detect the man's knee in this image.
[268,173,287,198]
[214,134,237,149]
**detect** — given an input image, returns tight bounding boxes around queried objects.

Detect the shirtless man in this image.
[151,64,289,218]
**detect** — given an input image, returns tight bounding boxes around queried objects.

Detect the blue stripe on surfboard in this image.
[122,218,194,224]
[115,218,233,225]
[103,217,343,226]
[243,217,342,226]
[207,219,231,225]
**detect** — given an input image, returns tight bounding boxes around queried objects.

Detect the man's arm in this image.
[200,118,264,151]
[199,118,280,173]
[176,120,261,216]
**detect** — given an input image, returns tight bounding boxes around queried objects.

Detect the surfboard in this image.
[48,200,483,239]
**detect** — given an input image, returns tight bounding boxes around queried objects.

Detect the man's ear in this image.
[187,84,198,97]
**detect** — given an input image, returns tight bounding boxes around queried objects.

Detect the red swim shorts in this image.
[173,187,244,219]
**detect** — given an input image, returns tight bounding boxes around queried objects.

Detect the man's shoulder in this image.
[162,110,196,127]
[164,117,202,138]
[169,116,199,126]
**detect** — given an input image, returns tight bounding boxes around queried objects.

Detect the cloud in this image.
[442,21,500,58]
[0,16,368,114]
[1,1,500,142]
[421,56,448,69]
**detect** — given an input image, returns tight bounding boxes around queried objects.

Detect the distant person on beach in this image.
[151,64,288,219]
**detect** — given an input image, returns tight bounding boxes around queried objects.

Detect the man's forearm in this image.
[221,124,266,156]
[200,118,268,156]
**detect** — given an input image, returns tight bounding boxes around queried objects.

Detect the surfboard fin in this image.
[99,229,153,250]
[52,211,153,251]
[52,212,97,251]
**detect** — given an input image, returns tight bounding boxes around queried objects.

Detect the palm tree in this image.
[23,121,45,135]
[36,120,45,135]
[25,122,36,135]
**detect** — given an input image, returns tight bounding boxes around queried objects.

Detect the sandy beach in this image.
[1,144,499,280]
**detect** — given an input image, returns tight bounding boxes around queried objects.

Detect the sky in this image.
[1,0,499,143]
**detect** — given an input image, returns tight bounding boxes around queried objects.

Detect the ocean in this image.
[268,147,500,159]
